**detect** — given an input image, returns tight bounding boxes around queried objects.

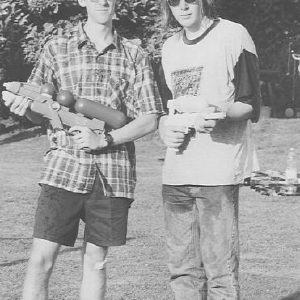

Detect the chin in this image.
[94,18,111,25]
[178,20,196,29]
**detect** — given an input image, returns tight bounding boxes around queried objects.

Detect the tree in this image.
[1,0,300,120]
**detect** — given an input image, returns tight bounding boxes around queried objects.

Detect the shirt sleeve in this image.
[28,41,57,88]
[233,49,262,123]
[128,49,165,119]
[153,60,173,113]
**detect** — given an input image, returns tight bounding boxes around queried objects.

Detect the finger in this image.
[167,135,185,145]
[69,126,86,134]
[166,130,187,139]
[204,106,216,114]
[167,125,188,133]
[168,131,186,139]
[10,95,23,111]
[77,141,90,151]
[74,137,84,147]
[167,141,183,149]
[78,142,86,149]
[72,135,84,144]
[10,95,24,112]
[14,105,26,116]
[2,91,16,106]
[204,120,217,128]
[14,98,30,116]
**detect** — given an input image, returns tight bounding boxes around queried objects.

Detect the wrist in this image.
[103,133,114,148]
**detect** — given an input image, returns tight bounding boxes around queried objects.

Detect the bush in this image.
[0,0,162,120]
[0,0,300,121]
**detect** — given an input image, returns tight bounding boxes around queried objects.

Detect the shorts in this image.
[33,176,133,247]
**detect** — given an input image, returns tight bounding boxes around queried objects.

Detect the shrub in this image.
[0,0,300,120]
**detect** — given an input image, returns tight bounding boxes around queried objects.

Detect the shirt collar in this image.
[74,21,122,52]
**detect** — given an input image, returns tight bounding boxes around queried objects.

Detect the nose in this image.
[179,0,189,10]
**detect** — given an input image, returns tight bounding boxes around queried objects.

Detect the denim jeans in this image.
[162,184,240,300]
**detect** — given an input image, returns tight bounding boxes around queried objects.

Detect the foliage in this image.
[0,0,300,120]
[219,0,300,72]
[218,0,300,110]
[0,0,162,119]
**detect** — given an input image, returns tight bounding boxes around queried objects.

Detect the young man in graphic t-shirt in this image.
[157,0,261,299]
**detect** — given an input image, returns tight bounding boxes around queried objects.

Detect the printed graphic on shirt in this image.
[171,66,203,98]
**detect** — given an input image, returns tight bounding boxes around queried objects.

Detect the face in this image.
[78,0,117,26]
[168,0,204,31]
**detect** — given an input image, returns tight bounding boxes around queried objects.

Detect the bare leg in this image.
[22,238,61,300]
[80,242,108,300]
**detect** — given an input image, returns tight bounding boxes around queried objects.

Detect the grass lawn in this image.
[0,118,300,300]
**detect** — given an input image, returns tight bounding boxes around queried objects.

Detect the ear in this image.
[78,0,86,8]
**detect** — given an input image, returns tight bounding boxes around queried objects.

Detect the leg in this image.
[162,185,207,300]
[26,184,84,299]
[197,185,240,300]
[80,175,133,299]
[22,238,61,300]
[80,242,108,300]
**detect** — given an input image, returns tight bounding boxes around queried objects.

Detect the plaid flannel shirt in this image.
[28,22,163,198]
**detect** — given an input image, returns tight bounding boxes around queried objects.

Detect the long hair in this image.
[160,0,218,30]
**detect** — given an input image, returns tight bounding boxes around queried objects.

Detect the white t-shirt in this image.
[161,18,260,186]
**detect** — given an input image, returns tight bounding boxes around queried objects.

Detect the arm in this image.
[70,113,159,150]
[70,47,164,151]
[158,114,186,149]
[226,101,253,121]
[155,62,187,148]
[230,48,262,122]
[109,113,158,144]
[115,51,164,142]
[2,39,58,125]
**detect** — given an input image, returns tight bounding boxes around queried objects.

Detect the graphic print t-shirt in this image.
[161,18,261,185]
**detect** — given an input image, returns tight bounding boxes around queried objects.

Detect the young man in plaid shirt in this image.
[2,0,164,299]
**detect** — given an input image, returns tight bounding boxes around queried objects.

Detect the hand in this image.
[69,126,108,151]
[194,115,218,134]
[2,91,31,116]
[160,124,187,149]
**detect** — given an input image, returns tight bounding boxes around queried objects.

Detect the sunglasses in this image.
[167,0,198,7]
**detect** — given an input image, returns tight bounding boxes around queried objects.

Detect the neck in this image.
[84,19,114,46]
[184,16,213,40]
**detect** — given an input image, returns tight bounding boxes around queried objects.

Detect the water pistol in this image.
[3,82,127,133]
[166,96,226,134]
[165,96,226,153]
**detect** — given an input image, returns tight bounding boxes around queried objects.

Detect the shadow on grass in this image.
[0,126,45,145]
[280,291,300,300]
[0,246,82,267]
[0,236,135,268]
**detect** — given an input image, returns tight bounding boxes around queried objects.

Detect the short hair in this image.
[160,0,217,30]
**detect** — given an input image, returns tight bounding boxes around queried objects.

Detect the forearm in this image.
[109,113,159,145]
[158,115,168,136]
[226,102,253,121]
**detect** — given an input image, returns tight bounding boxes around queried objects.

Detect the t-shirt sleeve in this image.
[232,26,261,123]
[233,49,261,123]
[153,60,173,113]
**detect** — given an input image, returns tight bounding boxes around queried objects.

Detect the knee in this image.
[26,239,60,275]
[83,245,108,270]
[28,252,55,274]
